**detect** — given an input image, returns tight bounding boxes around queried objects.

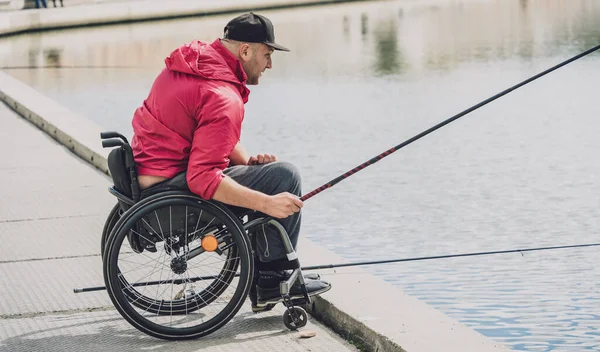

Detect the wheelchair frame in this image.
[99,131,312,340]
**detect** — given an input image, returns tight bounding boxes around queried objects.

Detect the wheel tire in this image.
[101,201,240,316]
[103,192,253,340]
[283,307,308,330]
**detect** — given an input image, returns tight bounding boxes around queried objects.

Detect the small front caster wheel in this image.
[283,307,308,330]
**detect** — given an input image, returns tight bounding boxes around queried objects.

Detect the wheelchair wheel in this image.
[103,192,253,340]
[101,202,242,316]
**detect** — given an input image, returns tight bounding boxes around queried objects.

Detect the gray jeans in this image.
[223,161,302,265]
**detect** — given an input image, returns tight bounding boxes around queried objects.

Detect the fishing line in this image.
[301,242,600,270]
[73,241,600,293]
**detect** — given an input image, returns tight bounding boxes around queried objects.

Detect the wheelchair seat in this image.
[140,172,189,199]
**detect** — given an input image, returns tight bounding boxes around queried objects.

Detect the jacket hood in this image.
[164,39,250,101]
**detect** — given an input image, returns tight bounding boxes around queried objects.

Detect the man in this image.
[130,12,331,311]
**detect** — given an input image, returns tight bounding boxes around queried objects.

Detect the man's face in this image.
[240,43,274,85]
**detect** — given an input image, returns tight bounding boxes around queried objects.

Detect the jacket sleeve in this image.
[186,93,241,200]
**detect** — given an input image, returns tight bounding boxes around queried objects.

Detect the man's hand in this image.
[261,192,303,219]
[213,177,302,219]
[248,154,277,165]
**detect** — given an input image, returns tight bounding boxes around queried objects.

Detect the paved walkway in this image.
[0,101,358,352]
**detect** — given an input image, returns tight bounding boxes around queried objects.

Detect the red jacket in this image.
[131,39,250,199]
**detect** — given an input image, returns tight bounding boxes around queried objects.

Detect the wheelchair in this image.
[99,131,312,340]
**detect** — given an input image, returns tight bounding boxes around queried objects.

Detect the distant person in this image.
[34,0,47,8]
[128,12,331,312]
[51,0,63,7]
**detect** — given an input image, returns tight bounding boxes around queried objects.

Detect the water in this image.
[2,0,600,350]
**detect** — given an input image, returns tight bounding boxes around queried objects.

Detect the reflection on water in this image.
[2,0,600,350]
[373,15,404,75]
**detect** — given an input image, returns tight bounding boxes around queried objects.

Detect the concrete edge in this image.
[308,295,405,352]
[0,72,110,175]
[0,0,380,38]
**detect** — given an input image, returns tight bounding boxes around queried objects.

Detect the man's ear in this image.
[239,43,253,62]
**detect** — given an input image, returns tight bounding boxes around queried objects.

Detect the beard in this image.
[246,74,260,85]
[242,60,261,85]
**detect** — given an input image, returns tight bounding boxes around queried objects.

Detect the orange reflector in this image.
[201,235,219,252]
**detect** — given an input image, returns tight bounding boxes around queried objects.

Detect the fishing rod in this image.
[300,43,600,202]
[73,241,600,293]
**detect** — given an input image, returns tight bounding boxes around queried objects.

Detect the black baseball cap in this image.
[223,12,290,52]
